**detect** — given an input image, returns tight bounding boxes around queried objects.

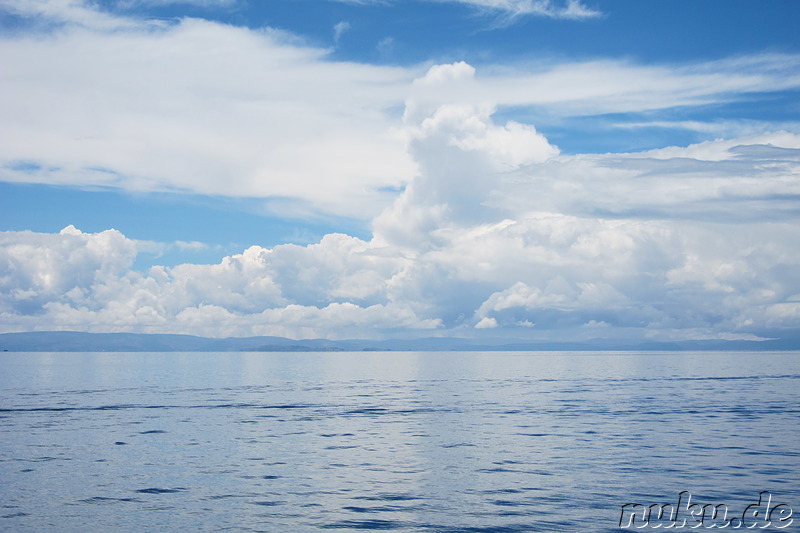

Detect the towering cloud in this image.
[2,80,799,341]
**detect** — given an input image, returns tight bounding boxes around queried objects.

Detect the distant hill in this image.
[1,331,798,352]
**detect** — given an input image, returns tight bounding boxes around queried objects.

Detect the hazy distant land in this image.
[1,331,798,352]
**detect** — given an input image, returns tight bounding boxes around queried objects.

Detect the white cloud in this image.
[117,0,237,7]
[613,120,800,139]
[437,0,601,20]
[0,225,138,315]
[333,20,351,44]
[173,240,208,251]
[0,0,142,30]
[488,132,800,222]
[0,227,442,338]
[475,317,497,328]
[333,0,601,20]
[2,1,799,221]
[406,55,800,119]
[374,97,559,248]
[376,36,394,55]
[1,4,799,342]
[0,10,417,218]
[2,103,799,341]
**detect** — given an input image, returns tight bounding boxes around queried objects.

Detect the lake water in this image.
[1,351,798,532]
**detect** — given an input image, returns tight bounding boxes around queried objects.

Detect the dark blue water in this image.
[1,351,798,532]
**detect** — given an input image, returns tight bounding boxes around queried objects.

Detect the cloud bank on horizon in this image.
[1,0,799,342]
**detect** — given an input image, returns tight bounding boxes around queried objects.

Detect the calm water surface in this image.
[1,351,798,532]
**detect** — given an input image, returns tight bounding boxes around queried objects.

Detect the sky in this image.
[1,0,799,342]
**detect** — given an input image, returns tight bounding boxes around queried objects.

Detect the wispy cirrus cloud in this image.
[406,55,800,119]
[438,0,601,20]
[613,119,800,140]
[333,0,601,20]
[0,0,137,30]
[333,20,351,44]
[116,0,237,6]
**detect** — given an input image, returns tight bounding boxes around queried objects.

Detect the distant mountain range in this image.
[1,331,798,352]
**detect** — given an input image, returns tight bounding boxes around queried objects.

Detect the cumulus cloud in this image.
[0,226,442,338]
[2,101,799,341]
[374,103,558,247]
[0,225,138,315]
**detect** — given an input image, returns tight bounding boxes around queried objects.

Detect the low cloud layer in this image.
[3,97,799,341]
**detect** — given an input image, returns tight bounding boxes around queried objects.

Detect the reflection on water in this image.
[1,351,798,532]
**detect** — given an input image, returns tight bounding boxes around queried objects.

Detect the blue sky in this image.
[1,0,799,342]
